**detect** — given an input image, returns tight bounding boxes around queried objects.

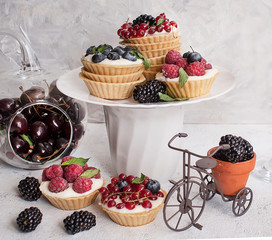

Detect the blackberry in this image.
[18,176,42,201]
[133,80,166,103]
[214,134,254,163]
[16,207,42,232]
[132,14,156,27]
[63,211,96,235]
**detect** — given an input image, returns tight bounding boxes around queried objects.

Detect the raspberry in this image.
[61,156,75,163]
[64,164,83,183]
[161,64,180,78]
[85,166,101,179]
[205,63,212,69]
[165,50,182,64]
[201,58,207,66]
[45,164,63,180]
[48,177,68,193]
[176,58,188,70]
[42,169,49,181]
[72,177,93,193]
[185,62,205,76]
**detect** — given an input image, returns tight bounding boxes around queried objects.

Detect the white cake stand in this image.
[57,66,235,183]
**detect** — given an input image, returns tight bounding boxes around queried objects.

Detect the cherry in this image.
[10,135,29,155]
[33,142,53,157]
[10,113,28,134]
[54,137,69,150]
[0,98,16,115]
[142,200,152,209]
[45,112,63,136]
[20,86,45,104]
[30,121,49,143]
[125,202,135,210]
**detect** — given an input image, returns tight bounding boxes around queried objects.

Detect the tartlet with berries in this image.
[156,49,219,98]
[99,173,166,227]
[39,156,105,210]
[80,44,150,99]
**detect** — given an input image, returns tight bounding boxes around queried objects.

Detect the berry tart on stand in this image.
[117,13,181,81]
[156,49,219,98]
[80,44,150,100]
[99,173,166,226]
[40,156,105,210]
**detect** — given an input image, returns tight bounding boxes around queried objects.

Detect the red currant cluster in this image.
[117,13,178,39]
[99,173,164,210]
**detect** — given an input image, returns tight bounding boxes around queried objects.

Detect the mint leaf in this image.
[61,157,89,166]
[157,19,165,26]
[96,44,108,53]
[20,134,34,147]
[130,50,151,70]
[159,92,189,102]
[80,169,100,178]
[178,67,188,88]
[132,173,146,184]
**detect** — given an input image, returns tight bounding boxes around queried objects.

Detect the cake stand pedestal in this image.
[57,66,235,182]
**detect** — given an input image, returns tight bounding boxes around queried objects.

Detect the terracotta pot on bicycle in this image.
[208,147,256,196]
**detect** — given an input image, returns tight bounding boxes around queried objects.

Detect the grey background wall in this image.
[0,0,271,124]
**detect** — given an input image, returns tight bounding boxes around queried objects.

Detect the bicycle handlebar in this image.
[168,133,230,159]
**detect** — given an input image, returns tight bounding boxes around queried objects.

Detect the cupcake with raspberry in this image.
[117,13,181,81]
[156,49,219,98]
[99,173,166,227]
[80,44,150,99]
[40,156,105,210]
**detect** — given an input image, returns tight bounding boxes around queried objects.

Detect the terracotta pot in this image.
[208,147,256,196]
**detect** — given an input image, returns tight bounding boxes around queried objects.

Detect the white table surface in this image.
[0,122,272,240]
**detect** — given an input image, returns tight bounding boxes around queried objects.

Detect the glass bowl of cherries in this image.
[0,80,87,169]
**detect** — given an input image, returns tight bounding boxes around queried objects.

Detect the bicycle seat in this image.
[196,157,217,169]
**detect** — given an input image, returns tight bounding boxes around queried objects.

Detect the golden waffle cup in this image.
[120,36,181,51]
[143,70,158,81]
[149,55,165,65]
[101,190,166,227]
[149,64,162,72]
[165,72,219,98]
[41,178,106,210]
[81,58,144,75]
[81,67,144,83]
[122,30,180,44]
[141,44,181,58]
[80,73,146,100]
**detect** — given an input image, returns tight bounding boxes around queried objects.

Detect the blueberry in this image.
[112,46,126,56]
[92,52,106,63]
[117,179,128,191]
[187,52,202,63]
[182,51,191,58]
[122,51,137,61]
[85,46,96,56]
[96,44,113,56]
[146,179,160,194]
[123,46,135,52]
[107,51,120,60]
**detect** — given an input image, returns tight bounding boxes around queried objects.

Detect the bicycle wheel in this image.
[232,187,253,216]
[163,179,206,231]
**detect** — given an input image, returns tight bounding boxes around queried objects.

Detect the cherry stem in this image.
[39,142,69,164]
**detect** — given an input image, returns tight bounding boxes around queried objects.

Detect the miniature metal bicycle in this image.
[163,133,253,231]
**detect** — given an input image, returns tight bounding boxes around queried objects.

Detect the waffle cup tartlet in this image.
[40,178,106,210]
[120,37,181,52]
[81,57,144,75]
[143,70,158,81]
[81,67,144,83]
[80,72,146,99]
[140,44,181,59]
[161,70,219,98]
[123,29,180,44]
[149,55,165,65]
[101,189,166,227]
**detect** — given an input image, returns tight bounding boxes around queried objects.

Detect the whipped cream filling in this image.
[156,68,219,82]
[100,194,164,213]
[84,55,142,65]
[40,178,104,199]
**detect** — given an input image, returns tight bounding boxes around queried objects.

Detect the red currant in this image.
[140,23,148,31]
[148,196,158,201]
[155,25,164,32]
[107,183,119,193]
[99,187,108,194]
[126,175,135,184]
[116,202,125,209]
[123,185,132,192]
[125,202,135,210]
[170,21,178,28]
[142,200,152,208]
[133,25,140,31]
[107,199,116,208]
[164,25,171,33]
[131,192,139,200]
[156,191,164,197]
[148,28,156,35]
[136,29,145,37]
[140,189,152,198]
[102,191,109,201]
[109,194,118,199]
[128,27,134,33]
[131,30,137,38]
[117,28,123,36]
[119,173,127,180]
[111,177,118,184]
[122,23,130,29]
[122,30,130,39]
[134,184,145,192]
